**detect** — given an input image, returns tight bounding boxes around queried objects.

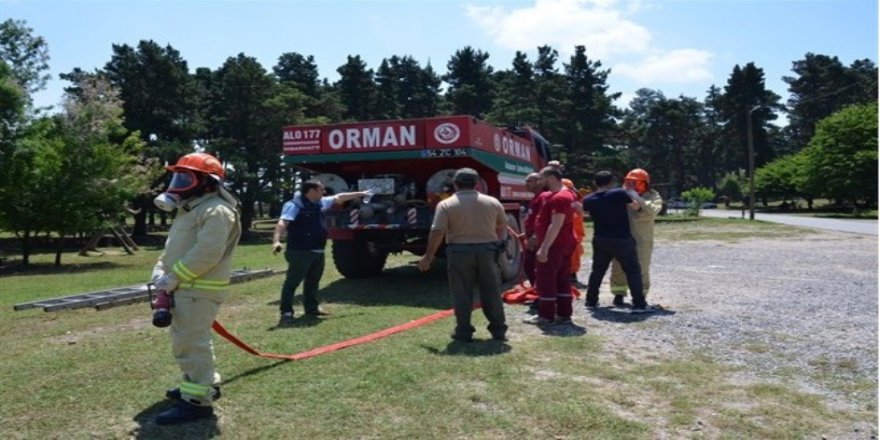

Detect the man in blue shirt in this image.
[582,171,655,314]
[272,180,371,326]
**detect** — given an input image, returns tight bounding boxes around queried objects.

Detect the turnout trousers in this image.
[610,222,655,297]
[586,236,647,308]
[171,291,222,406]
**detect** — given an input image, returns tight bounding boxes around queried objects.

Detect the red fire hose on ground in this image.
[210,224,576,361]
[211,308,455,361]
[501,225,582,304]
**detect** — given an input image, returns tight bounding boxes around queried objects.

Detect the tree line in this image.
[0,18,876,265]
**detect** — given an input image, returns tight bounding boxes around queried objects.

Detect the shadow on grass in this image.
[222,359,290,386]
[317,263,451,310]
[541,322,588,337]
[266,314,324,330]
[131,400,221,439]
[588,305,676,323]
[422,339,511,356]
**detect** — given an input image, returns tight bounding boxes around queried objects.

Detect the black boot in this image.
[613,295,626,307]
[166,385,221,401]
[155,400,214,425]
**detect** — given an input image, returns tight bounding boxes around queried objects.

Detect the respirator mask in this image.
[154,170,201,212]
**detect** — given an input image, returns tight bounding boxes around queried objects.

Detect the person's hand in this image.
[272,242,283,255]
[361,188,375,203]
[418,255,433,272]
[527,236,538,251]
[536,247,548,263]
[154,273,179,293]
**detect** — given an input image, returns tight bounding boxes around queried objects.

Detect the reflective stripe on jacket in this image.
[158,192,242,302]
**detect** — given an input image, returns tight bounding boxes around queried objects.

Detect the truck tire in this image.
[332,239,388,278]
[499,213,522,282]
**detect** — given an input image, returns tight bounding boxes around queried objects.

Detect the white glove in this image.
[150,262,165,283]
[154,273,179,293]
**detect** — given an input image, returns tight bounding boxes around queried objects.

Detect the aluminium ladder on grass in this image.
[12,268,278,312]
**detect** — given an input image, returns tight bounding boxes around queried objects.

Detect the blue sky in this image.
[4,0,877,117]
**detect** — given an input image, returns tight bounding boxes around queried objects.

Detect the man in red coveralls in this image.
[524,166,577,326]
[522,172,548,287]
[522,172,550,315]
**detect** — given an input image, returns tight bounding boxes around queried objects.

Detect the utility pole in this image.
[746,105,760,221]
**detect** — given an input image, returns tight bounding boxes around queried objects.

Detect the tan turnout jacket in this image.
[157,192,241,302]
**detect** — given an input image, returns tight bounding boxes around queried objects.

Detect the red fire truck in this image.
[282,115,551,280]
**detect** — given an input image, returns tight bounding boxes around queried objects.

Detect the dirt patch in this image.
[47,317,148,345]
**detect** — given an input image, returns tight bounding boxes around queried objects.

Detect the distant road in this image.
[696,209,878,236]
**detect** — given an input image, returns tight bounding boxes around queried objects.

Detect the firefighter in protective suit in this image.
[150,152,242,425]
[562,178,586,287]
[609,169,663,306]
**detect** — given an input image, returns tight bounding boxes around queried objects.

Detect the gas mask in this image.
[154,171,203,212]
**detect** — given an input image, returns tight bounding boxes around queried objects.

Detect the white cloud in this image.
[465,0,652,59]
[614,49,714,84]
[614,90,638,109]
[466,0,714,91]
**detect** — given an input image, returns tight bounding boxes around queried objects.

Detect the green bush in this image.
[681,187,716,217]
[717,171,744,205]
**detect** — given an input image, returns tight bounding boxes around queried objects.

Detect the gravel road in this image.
[560,229,878,436]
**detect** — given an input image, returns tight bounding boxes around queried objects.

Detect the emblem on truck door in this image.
[433,122,461,145]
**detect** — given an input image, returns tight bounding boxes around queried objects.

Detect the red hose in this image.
[211,308,456,361]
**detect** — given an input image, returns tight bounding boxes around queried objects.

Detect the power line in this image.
[787,79,873,107]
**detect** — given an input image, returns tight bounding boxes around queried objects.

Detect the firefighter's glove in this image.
[154,273,179,293]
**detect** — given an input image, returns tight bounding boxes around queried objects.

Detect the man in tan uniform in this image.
[419,168,508,342]
[610,168,663,307]
[150,152,242,424]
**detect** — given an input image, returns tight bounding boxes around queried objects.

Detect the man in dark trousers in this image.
[582,171,656,314]
[272,180,371,326]
[419,168,509,342]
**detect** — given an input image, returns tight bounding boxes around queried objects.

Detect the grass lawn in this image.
[0,218,863,438]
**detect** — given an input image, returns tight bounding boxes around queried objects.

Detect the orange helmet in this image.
[625,168,650,183]
[166,152,225,180]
